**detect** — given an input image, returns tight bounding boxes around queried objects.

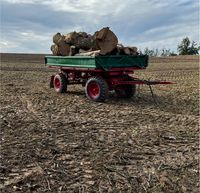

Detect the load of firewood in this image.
[50,27,138,56]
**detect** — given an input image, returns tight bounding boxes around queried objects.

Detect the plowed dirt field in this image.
[0,54,199,193]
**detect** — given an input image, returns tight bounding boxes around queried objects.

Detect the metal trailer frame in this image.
[47,65,173,102]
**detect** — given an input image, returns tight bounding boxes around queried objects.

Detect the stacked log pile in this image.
[50,27,138,56]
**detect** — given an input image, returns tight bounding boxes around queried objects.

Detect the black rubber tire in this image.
[85,77,108,102]
[50,75,54,88]
[115,84,136,98]
[53,73,67,93]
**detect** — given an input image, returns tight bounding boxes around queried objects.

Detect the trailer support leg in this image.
[148,84,157,104]
[137,84,141,97]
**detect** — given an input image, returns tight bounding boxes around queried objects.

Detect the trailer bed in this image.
[45,54,173,102]
[45,55,148,70]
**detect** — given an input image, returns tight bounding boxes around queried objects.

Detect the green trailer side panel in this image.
[45,56,96,68]
[45,55,148,69]
[95,55,148,70]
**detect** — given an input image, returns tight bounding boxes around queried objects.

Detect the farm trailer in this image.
[45,55,172,102]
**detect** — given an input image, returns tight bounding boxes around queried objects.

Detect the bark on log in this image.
[75,36,94,50]
[115,44,125,55]
[64,32,78,45]
[53,33,63,44]
[129,47,138,55]
[65,32,94,50]
[123,47,131,55]
[57,38,70,56]
[78,32,88,38]
[51,44,60,56]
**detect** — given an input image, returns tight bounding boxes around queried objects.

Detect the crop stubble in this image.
[0,54,199,192]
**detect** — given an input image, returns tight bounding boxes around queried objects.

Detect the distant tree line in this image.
[142,37,199,56]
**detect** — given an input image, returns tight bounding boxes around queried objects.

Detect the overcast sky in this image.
[0,0,199,54]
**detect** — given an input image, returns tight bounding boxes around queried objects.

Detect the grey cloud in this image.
[1,0,199,53]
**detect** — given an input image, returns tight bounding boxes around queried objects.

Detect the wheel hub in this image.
[88,82,100,98]
[54,77,61,89]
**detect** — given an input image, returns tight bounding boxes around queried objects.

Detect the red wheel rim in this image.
[87,82,100,99]
[54,77,61,89]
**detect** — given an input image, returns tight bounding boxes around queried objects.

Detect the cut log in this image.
[75,50,101,57]
[123,47,131,55]
[65,32,95,50]
[57,38,70,56]
[115,44,125,55]
[129,47,138,55]
[53,33,62,44]
[69,45,79,56]
[79,49,89,53]
[94,27,118,55]
[74,36,94,50]
[95,27,109,40]
[78,32,88,38]
[64,31,78,45]
[51,28,138,57]
[51,44,60,56]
